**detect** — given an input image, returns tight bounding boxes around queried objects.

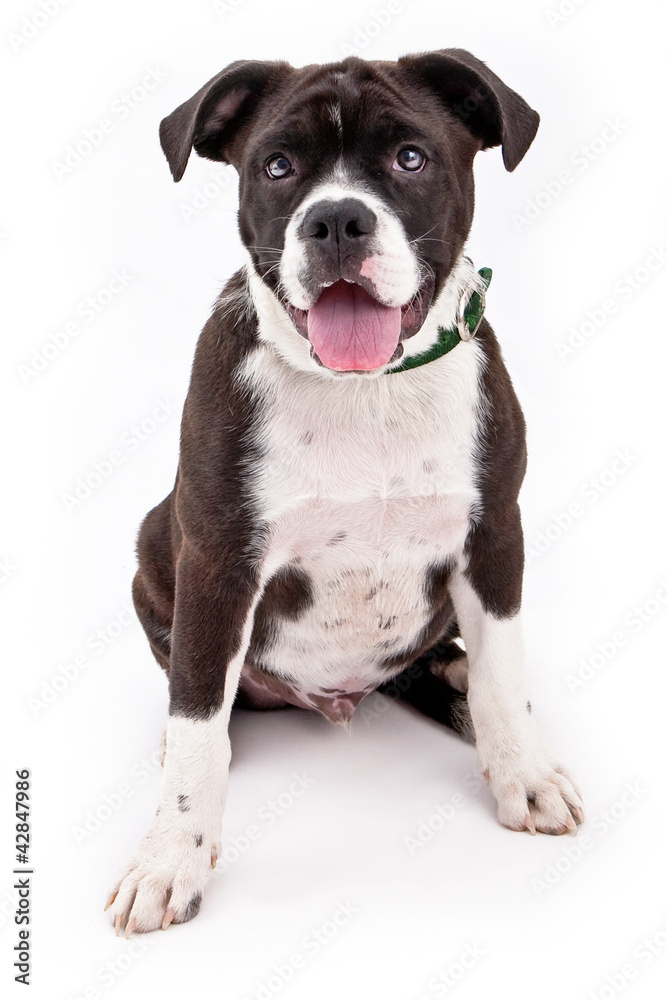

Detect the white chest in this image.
[239,338,485,692]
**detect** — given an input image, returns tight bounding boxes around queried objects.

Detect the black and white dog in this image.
[106,49,584,935]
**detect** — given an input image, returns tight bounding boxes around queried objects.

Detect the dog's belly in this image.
[242,494,470,723]
[238,338,485,722]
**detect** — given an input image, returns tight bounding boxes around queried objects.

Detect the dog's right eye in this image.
[266,155,294,179]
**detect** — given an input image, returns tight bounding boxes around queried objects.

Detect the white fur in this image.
[278,174,421,310]
[108,592,264,934]
[449,571,585,834]
[328,102,342,134]
[237,273,485,700]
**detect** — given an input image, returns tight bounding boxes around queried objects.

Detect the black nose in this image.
[301,198,377,246]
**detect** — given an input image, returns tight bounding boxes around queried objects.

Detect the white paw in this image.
[483,740,585,836]
[105,816,219,935]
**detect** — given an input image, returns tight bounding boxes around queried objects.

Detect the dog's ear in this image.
[399,48,539,171]
[159,59,292,182]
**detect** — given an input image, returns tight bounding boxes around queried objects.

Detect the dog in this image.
[106,48,584,935]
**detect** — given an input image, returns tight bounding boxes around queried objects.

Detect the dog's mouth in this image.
[286,277,435,373]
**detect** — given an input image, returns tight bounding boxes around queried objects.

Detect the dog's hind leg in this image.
[379,640,475,743]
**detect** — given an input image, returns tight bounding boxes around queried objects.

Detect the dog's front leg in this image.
[106,549,261,934]
[450,509,584,835]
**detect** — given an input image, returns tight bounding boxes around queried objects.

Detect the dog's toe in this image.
[106,821,217,934]
[489,753,585,837]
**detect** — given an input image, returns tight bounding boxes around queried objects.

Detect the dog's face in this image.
[160,51,538,373]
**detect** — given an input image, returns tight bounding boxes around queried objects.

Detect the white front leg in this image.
[450,570,584,835]
[106,570,263,935]
[106,711,230,935]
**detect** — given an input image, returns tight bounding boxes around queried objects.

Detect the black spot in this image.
[326,531,347,546]
[301,430,314,445]
[177,794,190,812]
[322,618,348,628]
[379,561,455,670]
[376,637,400,650]
[378,615,397,630]
[422,460,436,474]
[174,892,202,924]
[427,560,454,605]
[248,564,314,660]
[194,834,203,847]
[526,700,532,714]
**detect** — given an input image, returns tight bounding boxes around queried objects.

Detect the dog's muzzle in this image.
[285,197,433,372]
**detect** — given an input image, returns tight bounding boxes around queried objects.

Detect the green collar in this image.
[386,266,492,374]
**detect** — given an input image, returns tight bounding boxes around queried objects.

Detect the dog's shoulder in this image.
[474,318,527,491]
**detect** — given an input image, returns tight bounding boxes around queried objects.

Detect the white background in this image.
[2,0,667,998]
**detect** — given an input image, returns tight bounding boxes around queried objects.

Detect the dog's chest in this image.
[241,344,484,712]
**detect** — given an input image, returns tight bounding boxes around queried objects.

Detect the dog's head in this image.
[160,50,538,374]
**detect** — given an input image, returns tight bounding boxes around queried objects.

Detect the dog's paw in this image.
[105,820,219,935]
[484,746,584,836]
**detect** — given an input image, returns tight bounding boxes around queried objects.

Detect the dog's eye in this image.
[393,147,426,173]
[266,155,294,179]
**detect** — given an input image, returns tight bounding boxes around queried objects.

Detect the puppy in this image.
[106,49,584,935]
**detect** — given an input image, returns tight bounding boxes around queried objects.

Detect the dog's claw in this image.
[565,813,578,836]
[524,814,537,836]
[114,913,123,937]
[162,908,176,930]
[124,917,137,939]
[570,803,585,824]
[211,846,218,869]
[104,890,118,912]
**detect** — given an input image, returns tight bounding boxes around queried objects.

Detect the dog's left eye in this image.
[393,147,426,173]
[266,155,294,179]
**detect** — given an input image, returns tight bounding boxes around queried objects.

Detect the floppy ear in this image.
[398,48,539,171]
[159,59,292,181]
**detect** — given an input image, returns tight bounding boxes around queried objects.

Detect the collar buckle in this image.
[456,281,487,342]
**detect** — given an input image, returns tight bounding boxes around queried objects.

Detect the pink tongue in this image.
[307,280,402,371]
